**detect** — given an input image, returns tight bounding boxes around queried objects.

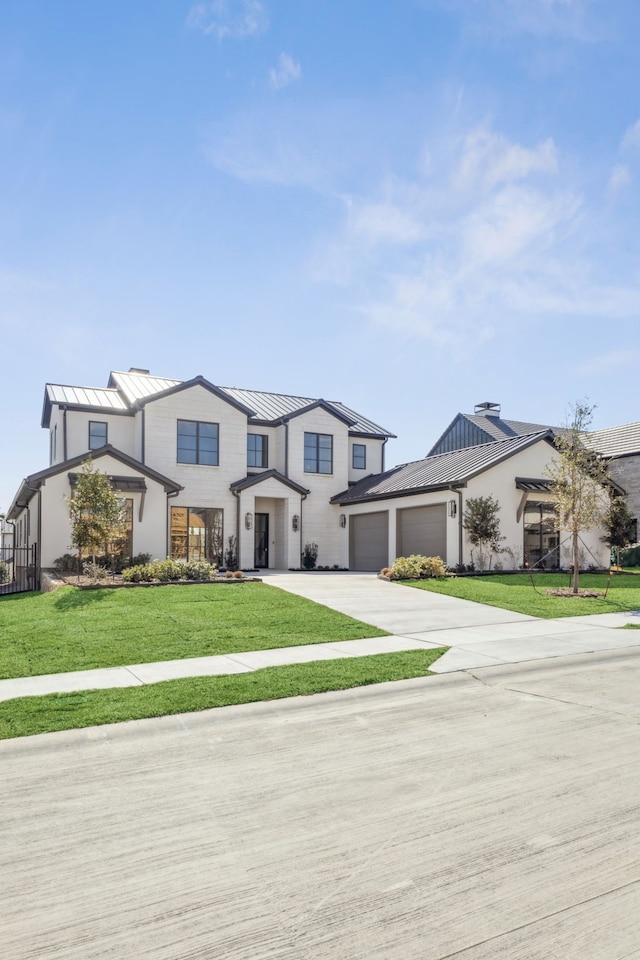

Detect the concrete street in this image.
[3,647,640,959]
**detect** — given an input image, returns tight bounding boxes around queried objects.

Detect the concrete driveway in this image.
[3,648,640,959]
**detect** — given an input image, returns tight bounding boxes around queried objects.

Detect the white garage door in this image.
[396,504,446,560]
[349,512,389,571]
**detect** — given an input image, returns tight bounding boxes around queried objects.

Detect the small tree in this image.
[545,401,610,593]
[462,495,504,570]
[602,496,635,569]
[67,460,126,571]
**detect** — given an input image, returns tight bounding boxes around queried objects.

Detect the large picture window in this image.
[177,420,219,466]
[247,434,268,468]
[89,421,108,450]
[107,499,133,559]
[304,432,333,474]
[523,501,559,570]
[171,506,223,564]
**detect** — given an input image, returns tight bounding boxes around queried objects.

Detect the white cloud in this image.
[455,129,558,192]
[621,118,640,152]
[607,163,631,195]
[186,0,268,40]
[572,349,640,377]
[430,0,602,42]
[268,53,301,91]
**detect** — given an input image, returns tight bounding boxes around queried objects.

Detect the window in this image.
[304,432,333,474]
[171,506,223,563]
[353,443,366,470]
[177,420,219,466]
[107,499,133,559]
[89,421,108,450]
[247,434,268,468]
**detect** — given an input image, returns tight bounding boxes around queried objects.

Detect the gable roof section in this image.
[428,412,559,456]
[583,421,640,459]
[230,470,309,496]
[43,369,395,439]
[7,445,182,518]
[332,431,554,505]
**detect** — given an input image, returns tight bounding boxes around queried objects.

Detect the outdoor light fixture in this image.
[292,514,300,532]
[339,514,347,528]
[449,500,457,518]
[245,512,253,530]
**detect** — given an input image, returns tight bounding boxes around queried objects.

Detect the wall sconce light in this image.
[449,500,457,518]
[292,514,300,532]
[339,514,347,528]
[245,512,253,530]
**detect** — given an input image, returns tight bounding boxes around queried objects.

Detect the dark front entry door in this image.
[254,513,269,568]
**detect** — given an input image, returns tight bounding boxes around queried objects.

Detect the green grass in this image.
[403,572,640,619]
[0,583,387,680]
[0,649,447,740]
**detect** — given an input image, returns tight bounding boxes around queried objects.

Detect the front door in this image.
[254,513,269,568]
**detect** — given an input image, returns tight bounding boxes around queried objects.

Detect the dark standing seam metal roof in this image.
[427,412,560,455]
[332,432,553,504]
[44,371,395,439]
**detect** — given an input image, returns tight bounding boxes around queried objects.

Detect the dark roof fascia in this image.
[8,445,182,517]
[331,482,466,507]
[460,431,554,484]
[68,473,148,493]
[275,400,357,428]
[131,376,256,417]
[230,469,310,496]
[600,450,640,462]
[43,401,134,428]
[348,429,397,440]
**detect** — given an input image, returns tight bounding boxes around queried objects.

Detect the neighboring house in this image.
[583,421,640,543]
[332,431,613,572]
[6,368,395,579]
[427,402,560,456]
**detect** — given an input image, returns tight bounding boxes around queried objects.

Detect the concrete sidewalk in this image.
[2,572,640,701]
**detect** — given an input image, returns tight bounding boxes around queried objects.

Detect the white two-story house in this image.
[6,368,395,578]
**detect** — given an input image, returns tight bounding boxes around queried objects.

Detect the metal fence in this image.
[0,545,39,595]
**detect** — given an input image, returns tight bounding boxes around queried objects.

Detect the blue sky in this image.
[2,0,640,510]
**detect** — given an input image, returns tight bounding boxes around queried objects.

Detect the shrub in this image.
[54,553,80,574]
[0,560,11,584]
[621,545,640,567]
[390,555,447,579]
[302,542,319,570]
[122,564,154,582]
[232,570,243,579]
[182,560,217,581]
[130,553,152,568]
[82,561,108,581]
[380,567,393,578]
[224,536,237,570]
[150,558,183,582]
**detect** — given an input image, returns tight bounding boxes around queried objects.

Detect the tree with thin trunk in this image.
[545,402,610,594]
[462,495,505,571]
[67,459,125,573]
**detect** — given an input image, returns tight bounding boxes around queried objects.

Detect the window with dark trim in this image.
[304,432,333,474]
[352,443,366,470]
[247,434,268,468]
[177,420,219,465]
[170,506,223,563]
[89,421,108,450]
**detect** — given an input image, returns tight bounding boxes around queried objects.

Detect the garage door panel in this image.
[397,505,446,560]
[349,512,388,571]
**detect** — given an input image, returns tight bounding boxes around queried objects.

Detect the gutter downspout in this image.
[284,420,289,478]
[232,488,241,569]
[62,406,68,461]
[298,490,308,568]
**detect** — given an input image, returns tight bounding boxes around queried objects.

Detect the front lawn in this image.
[403,572,640,619]
[0,582,387,679]
[0,649,447,740]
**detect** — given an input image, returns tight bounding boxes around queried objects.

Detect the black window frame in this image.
[177,419,219,466]
[352,443,366,470]
[304,432,333,475]
[88,421,108,451]
[170,506,224,564]
[247,433,268,468]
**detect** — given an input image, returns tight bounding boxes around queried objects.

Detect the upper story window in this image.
[89,421,108,450]
[352,443,366,470]
[304,432,333,474]
[247,434,268,468]
[177,420,219,466]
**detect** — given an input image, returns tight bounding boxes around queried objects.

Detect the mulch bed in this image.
[544,588,605,598]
